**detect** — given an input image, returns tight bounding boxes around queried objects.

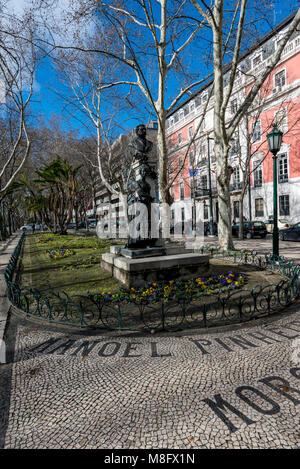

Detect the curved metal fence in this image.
[4,234,300,332]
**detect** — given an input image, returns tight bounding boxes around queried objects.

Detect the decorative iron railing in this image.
[4,234,300,332]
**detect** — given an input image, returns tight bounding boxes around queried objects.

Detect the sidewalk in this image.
[0,233,21,343]
[196,235,300,262]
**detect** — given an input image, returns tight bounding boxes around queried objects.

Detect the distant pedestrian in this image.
[32,224,35,234]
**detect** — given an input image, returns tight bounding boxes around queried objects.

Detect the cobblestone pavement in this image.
[0,305,300,449]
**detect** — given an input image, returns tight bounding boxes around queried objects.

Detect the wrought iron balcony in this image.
[194,187,218,198]
[278,175,288,183]
[230,182,242,191]
[279,208,290,216]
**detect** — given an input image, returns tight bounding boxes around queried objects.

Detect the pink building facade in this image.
[166,15,300,226]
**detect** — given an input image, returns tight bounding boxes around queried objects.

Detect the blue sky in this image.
[9,0,300,138]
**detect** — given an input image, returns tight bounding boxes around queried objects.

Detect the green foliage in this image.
[14,157,83,235]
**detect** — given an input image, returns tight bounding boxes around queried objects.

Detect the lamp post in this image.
[267,123,283,260]
[206,132,214,237]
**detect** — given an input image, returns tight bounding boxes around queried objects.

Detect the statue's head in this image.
[135,124,146,138]
[139,165,147,177]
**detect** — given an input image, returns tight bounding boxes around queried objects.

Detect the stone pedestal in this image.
[120,247,166,258]
[101,250,210,288]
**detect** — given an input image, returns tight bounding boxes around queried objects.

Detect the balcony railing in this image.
[278,175,288,183]
[194,187,218,197]
[193,183,242,198]
[230,182,242,191]
[279,208,290,216]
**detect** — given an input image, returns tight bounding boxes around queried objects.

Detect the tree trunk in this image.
[238,192,245,239]
[215,144,234,249]
[217,180,234,249]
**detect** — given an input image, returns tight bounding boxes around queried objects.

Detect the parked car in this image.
[279,222,300,241]
[264,218,291,233]
[204,221,218,236]
[232,221,267,239]
[67,222,76,230]
[20,224,33,231]
[34,223,43,231]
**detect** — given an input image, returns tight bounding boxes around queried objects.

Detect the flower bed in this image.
[46,248,73,260]
[98,271,246,303]
[37,237,53,243]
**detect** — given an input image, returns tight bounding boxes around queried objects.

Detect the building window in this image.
[179,109,184,120]
[252,120,261,142]
[202,93,208,103]
[181,207,185,221]
[229,138,239,156]
[189,151,195,167]
[203,203,208,220]
[188,126,194,139]
[282,41,293,55]
[180,181,185,200]
[253,161,263,187]
[231,99,238,114]
[170,185,175,200]
[201,174,208,190]
[274,69,286,89]
[190,101,195,112]
[252,54,262,68]
[255,198,264,217]
[178,132,182,144]
[274,108,288,133]
[169,160,174,174]
[278,153,288,183]
[233,167,240,186]
[200,144,206,158]
[233,201,239,219]
[279,195,290,216]
[178,156,183,168]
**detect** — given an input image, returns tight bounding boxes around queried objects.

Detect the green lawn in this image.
[20,234,285,299]
[21,234,123,295]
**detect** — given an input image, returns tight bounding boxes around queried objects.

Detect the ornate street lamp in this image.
[206,131,214,237]
[267,123,283,259]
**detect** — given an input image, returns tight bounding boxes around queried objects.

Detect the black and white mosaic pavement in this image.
[0,307,300,449]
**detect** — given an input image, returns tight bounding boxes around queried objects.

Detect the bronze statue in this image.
[130,124,153,164]
[125,124,157,249]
